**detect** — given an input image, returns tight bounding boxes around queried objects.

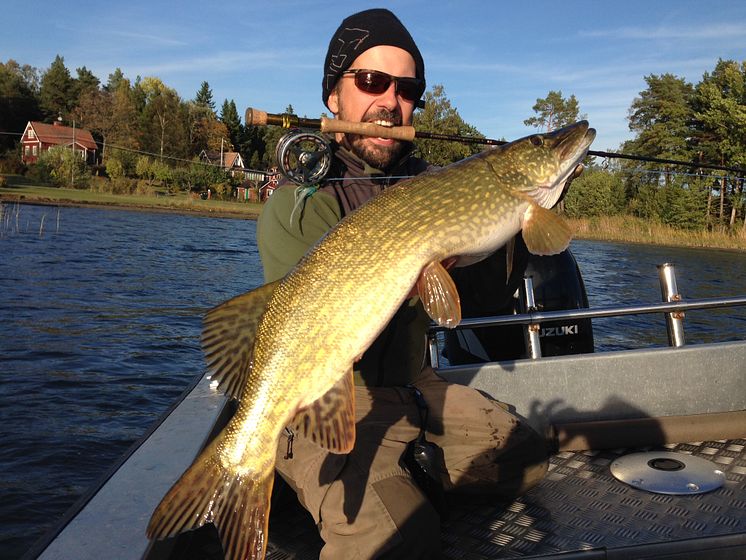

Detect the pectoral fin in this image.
[292,368,356,454]
[417,260,461,328]
[201,280,281,400]
[521,203,573,256]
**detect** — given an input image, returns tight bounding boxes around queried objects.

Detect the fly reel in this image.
[275,130,332,186]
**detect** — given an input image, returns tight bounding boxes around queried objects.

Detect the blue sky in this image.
[3,1,745,152]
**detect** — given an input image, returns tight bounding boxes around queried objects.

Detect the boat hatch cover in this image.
[611,451,726,494]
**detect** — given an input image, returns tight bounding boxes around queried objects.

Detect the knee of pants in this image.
[319,473,442,560]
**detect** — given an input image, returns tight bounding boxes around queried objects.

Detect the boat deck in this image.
[263,439,746,559]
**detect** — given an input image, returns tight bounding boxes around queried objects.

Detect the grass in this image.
[567,215,746,252]
[0,175,263,219]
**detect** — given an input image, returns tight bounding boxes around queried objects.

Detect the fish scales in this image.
[147,121,596,560]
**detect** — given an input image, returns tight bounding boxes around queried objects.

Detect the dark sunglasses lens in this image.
[352,71,422,102]
[355,71,391,94]
[396,80,421,102]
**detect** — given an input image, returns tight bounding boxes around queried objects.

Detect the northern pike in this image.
[146,121,596,559]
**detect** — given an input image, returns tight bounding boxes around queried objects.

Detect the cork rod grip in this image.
[244,108,417,141]
[245,108,266,126]
[320,117,416,141]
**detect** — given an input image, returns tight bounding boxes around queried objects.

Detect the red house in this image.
[21,120,98,165]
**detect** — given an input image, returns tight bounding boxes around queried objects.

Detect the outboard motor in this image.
[444,249,594,365]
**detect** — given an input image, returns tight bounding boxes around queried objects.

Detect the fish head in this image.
[486,121,596,208]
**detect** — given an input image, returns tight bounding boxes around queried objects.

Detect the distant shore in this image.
[0,194,261,220]
[0,179,262,220]
[2,179,744,251]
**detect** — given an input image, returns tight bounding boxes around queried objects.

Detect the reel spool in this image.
[275,130,332,186]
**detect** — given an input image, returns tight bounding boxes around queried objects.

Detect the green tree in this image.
[563,168,626,217]
[220,99,242,152]
[105,68,126,92]
[36,145,91,188]
[691,59,746,227]
[174,160,227,192]
[0,59,41,150]
[73,66,100,104]
[413,84,484,166]
[524,90,584,132]
[239,122,267,169]
[620,73,697,217]
[108,78,140,152]
[74,88,113,159]
[195,81,215,113]
[625,74,694,162]
[657,181,708,230]
[39,55,74,119]
[185,100,214,154]
[139,77,188,159]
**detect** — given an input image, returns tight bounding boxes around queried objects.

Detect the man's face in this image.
[327,45,418,171]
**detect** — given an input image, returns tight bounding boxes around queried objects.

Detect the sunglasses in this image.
[341,69,425,103]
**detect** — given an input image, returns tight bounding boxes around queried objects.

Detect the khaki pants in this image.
[275,368,548,559]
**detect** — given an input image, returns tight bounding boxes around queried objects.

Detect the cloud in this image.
[125,48,318,77]
[580,22,746,41]
[55,23,188,47]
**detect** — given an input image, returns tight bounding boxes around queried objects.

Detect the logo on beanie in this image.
[325,27,369,92]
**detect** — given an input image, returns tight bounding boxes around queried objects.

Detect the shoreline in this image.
[0,194,261,221]
[2,192,744,253]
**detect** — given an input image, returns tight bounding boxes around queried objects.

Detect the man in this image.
[257,9,549,559]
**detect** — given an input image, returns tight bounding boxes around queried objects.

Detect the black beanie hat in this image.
[322,8,425,109]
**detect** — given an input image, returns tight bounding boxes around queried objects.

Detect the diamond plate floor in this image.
[266,439,746,559]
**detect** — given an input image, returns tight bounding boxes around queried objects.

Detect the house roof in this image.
[223,152,242,168]
[28,121,98,151]
[200,150,243,168]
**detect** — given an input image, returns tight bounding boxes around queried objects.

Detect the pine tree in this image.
[220,99,242,152]
[691,60,746,227]
[625,74,694,162]
[524,90,585,132]
[413,84,484,166]
[39,55,74,119]
[195,81,215,112]
[106,68,126,93]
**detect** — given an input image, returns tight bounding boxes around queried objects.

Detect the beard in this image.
[338,106,409,172]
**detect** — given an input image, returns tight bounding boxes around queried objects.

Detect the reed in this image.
[566,215,746,251]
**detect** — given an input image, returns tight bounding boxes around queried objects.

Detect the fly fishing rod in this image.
[246,107,746,185]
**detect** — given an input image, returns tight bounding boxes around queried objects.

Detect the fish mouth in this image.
[553,121,596,161]
[530,122,596,208]
[551,121,596,189]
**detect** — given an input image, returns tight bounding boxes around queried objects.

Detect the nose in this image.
[376,80,400,111]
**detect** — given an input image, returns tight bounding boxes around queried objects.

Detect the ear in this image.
[327,86,340,115]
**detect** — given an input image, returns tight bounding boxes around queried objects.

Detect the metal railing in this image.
[428,263,746,368]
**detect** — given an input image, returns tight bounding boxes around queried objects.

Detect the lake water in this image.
[1,204,744,558]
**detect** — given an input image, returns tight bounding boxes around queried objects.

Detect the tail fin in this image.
[147,453,274,560]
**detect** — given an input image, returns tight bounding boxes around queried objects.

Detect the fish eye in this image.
[530,136,544,147]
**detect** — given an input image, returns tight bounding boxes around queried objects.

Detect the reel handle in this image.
[246,108,416,141]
